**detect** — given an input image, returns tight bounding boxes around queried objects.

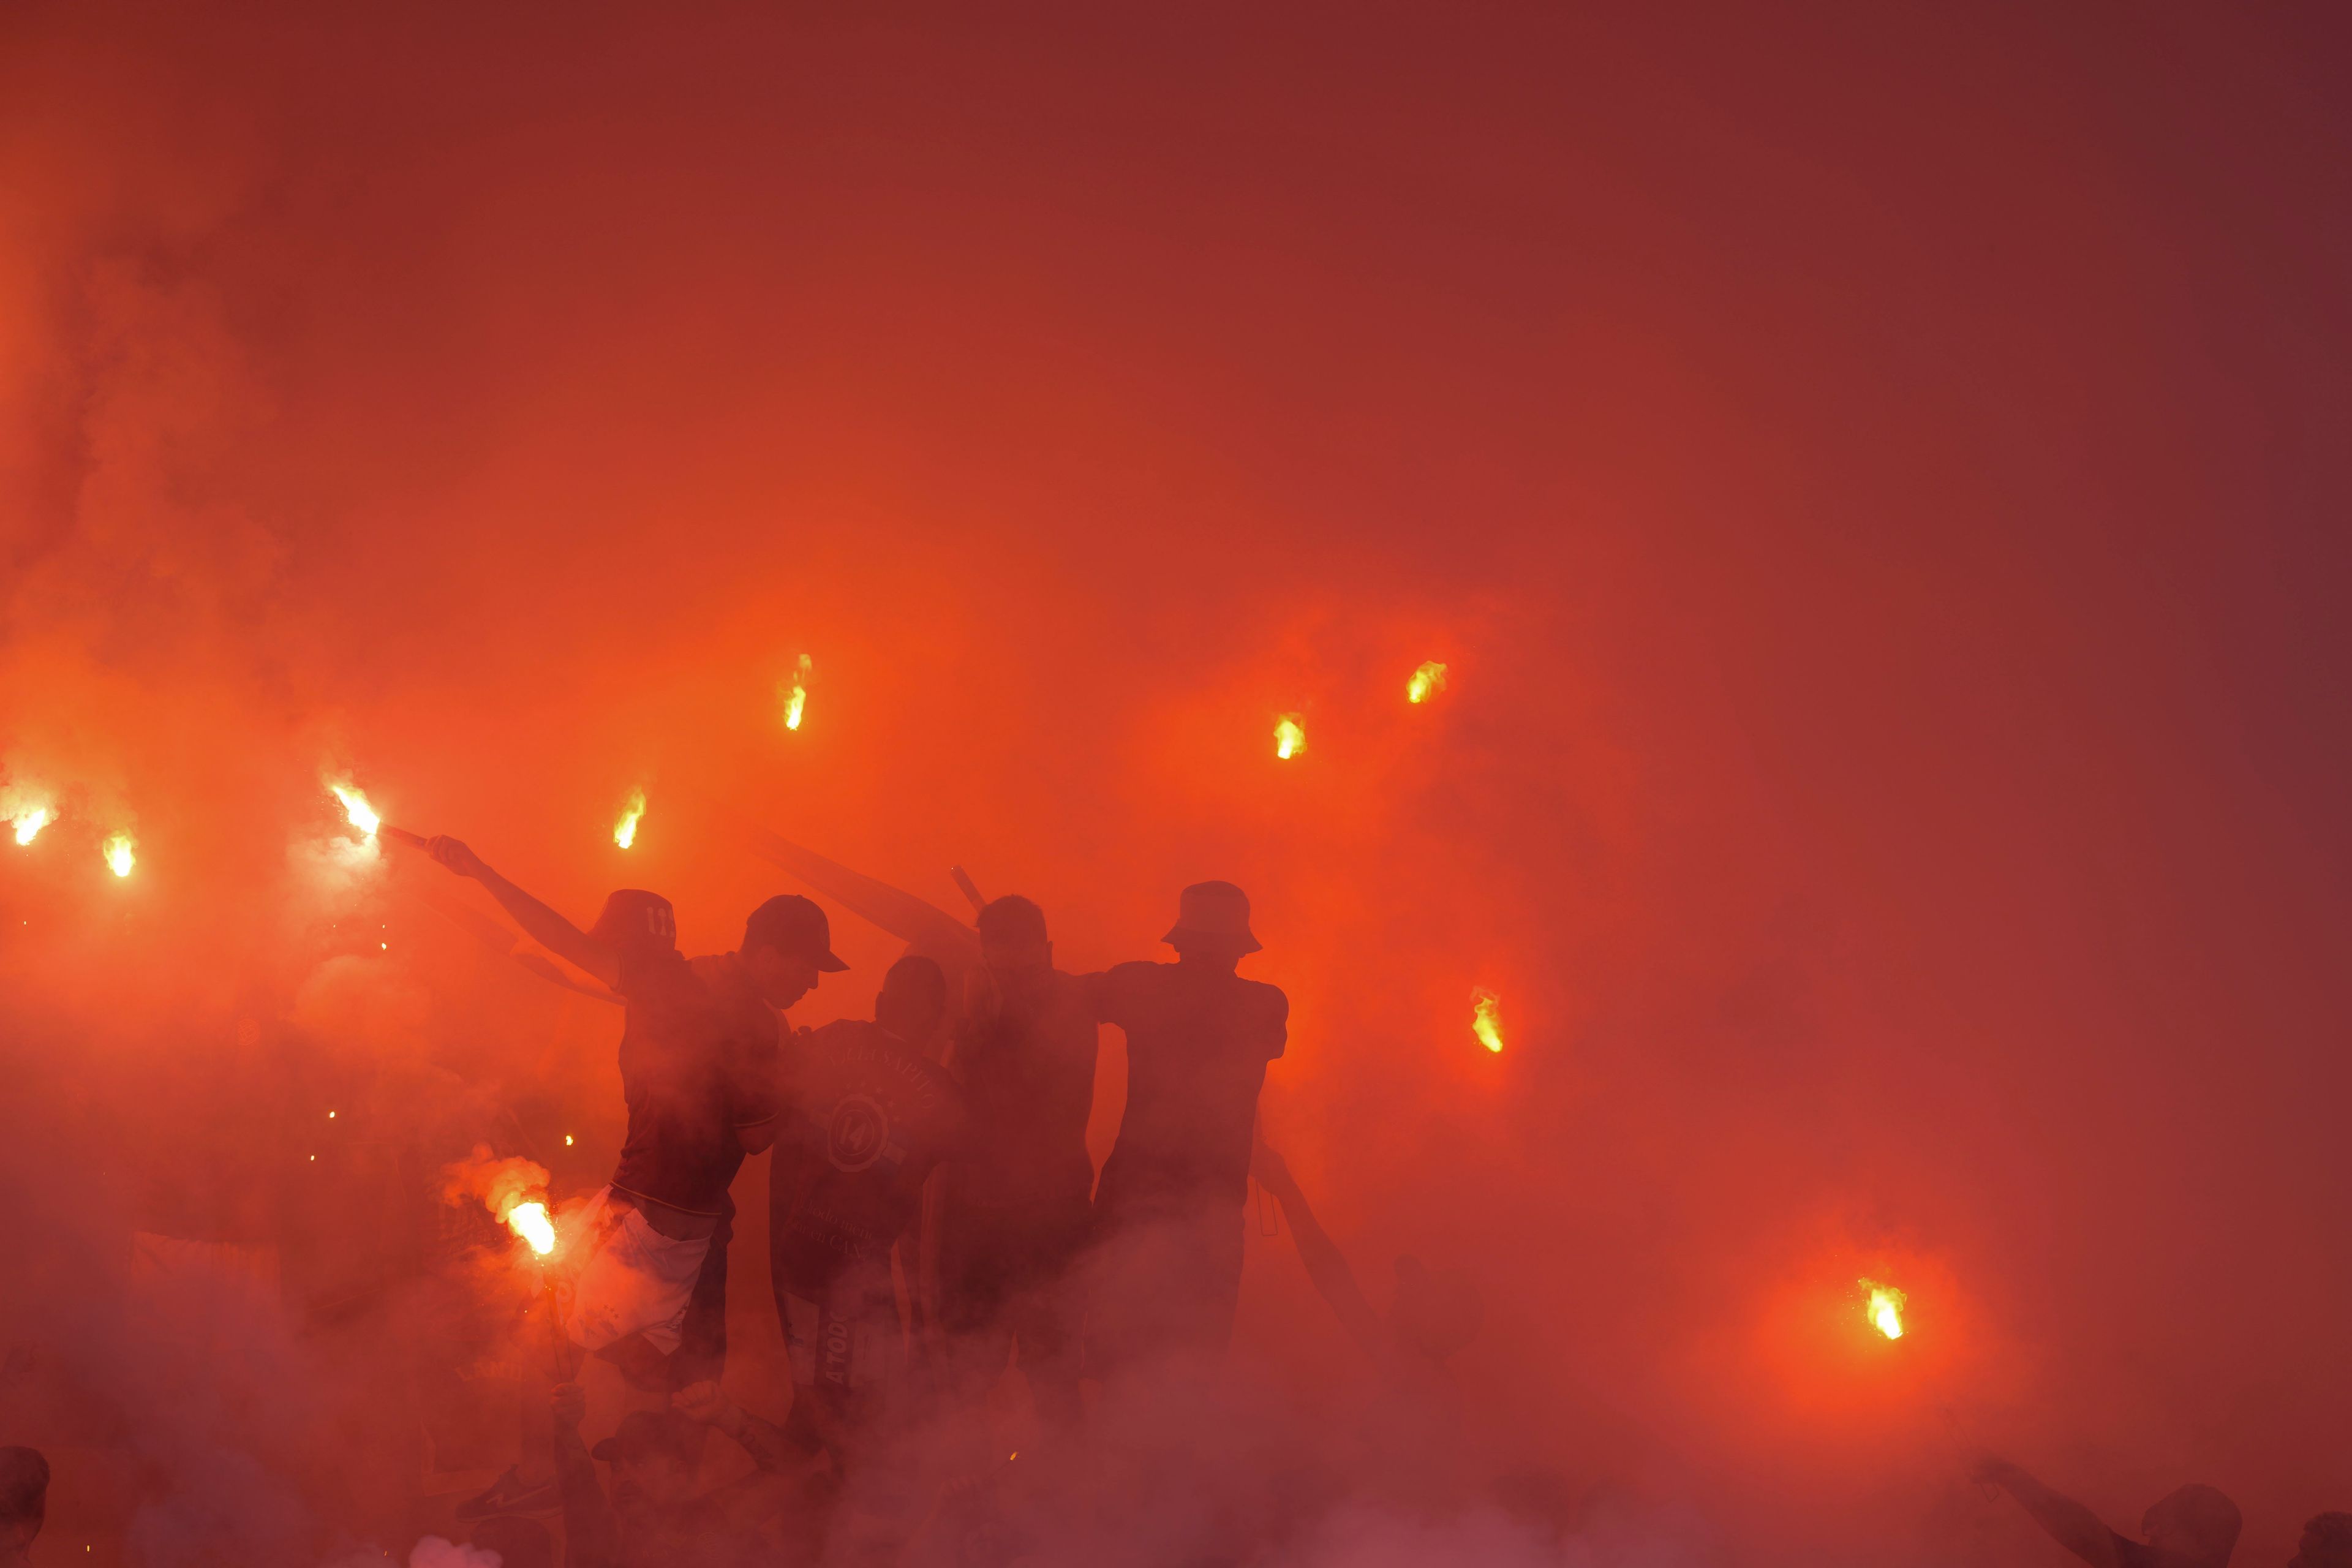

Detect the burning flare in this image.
[104,833,135,878]
[331,782,381,838]
[1274,714,1305,760]
[783,654,813,731]
[505,1200,557,1256]
[1860,1278,1907,1340]
[1471,987,1504,1052]
[442,1147,559,1259]
[1407,660,1449,704]
[614,788,646,849]
[10,807,50,846]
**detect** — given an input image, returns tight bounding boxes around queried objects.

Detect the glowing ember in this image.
[506,1199,557,1256]
[1471,986,1504,1052]
[1861,1278,1907,1340]
[11,807,51,846]
[330,783,380,838]
[104,834,135,878]
[614,788,646,849]
[783,653,813,731]
[1407,660,1449,704]
[1274,714,1305,760]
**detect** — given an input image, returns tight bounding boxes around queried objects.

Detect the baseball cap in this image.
[589,890,677,959]
[744,894,848,971]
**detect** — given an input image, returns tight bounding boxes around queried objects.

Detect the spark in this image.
[1407,660,1449,704]
[1275,714,1305,760]
[1471,987,1504,1052]
[614,788,646,849]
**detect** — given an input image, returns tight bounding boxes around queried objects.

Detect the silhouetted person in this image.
[1974,1457,2241,1568]
[771,954,966,1557]
[556,1378,818,1567]
[938,895,1100,1435]
[425,837,839,1397]
[0,1448,45,1568]
[2293,1514,2352,1568]
[1083,881,1287,1378]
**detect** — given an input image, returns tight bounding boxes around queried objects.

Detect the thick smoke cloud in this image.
[4,2,2351,1564]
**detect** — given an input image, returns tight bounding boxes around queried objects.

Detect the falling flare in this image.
[1274,714,1305,760]
[614,788,646,849]
[12,807,51,846]
[1860,1278,1907,1340]
[1471,987,1504,1052]
[1407,660,1449,704]
[505,1200,557,1257]
[104,834,135,878]
[783,654,813,731]
[330,783,380,838]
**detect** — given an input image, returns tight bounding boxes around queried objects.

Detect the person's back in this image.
[1084,883,1287,1378]
[1092,957,1286,1216]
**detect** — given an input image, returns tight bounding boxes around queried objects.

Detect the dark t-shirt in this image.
[1087,960,1286,1215]
[943,970,1099,1214]
[608,951,778,1217]
[771,1019,967,1289]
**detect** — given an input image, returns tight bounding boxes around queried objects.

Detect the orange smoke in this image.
[1471,986,1504,1052]
[1860,1278,1906,1340]
[1407,660,1448,704]
[1274,714,1305,760]
[782,653,813,731]
[329,782,381,838]
[103,833,135,877]
[614,787,646,849]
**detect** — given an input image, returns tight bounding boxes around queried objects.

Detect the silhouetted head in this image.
[0,1447,47,1553]
[1164,881,1261,970]
[2292,1512,2352,1568]
[742,894,847,1009]
[2142,1483,2241,1568]
[470,1515,555,1568]
[591,889,677,962]
[878,954,948,1044]
[594,1409,707,1513]
[977,895,1053,990]
[1389,1254,1483,1361]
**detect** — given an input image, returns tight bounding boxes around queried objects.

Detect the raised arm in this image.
[1251,1140,1385,1360]
[741,826,979,963]
[1975,1457,2126,1568]
[423,836,620,988]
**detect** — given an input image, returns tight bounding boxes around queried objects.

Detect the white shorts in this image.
[561,1186,712,1357]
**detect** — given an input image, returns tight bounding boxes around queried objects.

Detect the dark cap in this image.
[1162,881,1261,953]
[590,890,677,959]
[590,1409,707,1468]
[744,894,848,971]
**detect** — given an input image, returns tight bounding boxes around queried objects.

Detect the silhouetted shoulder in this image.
[1237,977,1287,1058]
